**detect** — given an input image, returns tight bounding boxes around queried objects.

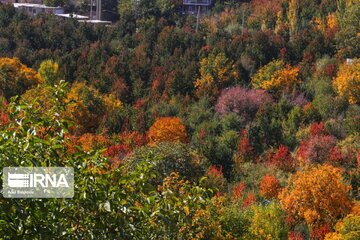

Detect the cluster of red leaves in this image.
[288,231,304,240]
[198,128,207,140]
[116,131,147,149]
[111,77,128,100]
[0,110,9,127]
[237,129,256,161]
[106,131,147,169]
[65,131,147,169]
[297,135,337,164]
[298,122,338,164]
[65,134,79,155]
[309,122,326,136]
[206,165,227,193]
[267,145,296,171]
[259,174,282,199]
[323,63,337,78]
[232,181,246,200]
[243,192,256,208]
[207,165,223,179]
[78,134,110,152]
[0,100,9,127]
[104,144,131,169]
[327,146,347,166]
[309,223,332,240]
[133,98,147,110]
[285,215,297,228]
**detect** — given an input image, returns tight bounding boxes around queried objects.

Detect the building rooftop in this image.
[78,20,112,24]
[55,13,89,19]
[13,3,62,9]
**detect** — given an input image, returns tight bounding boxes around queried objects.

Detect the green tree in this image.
[38,59,60,85]
[43,0,67,6]
[335,0,360,58]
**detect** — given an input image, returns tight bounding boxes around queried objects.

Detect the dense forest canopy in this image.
[0,0,359,239]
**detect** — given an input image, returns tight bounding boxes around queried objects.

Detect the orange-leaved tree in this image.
[147,117,187,144]
[0,57,43,99]
[333,59,360,104]
[279,165,353,227]
[259,174,282,199]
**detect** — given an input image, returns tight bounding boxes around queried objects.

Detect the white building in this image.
[13,3,64,16]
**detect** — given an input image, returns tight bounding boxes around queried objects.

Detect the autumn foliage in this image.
[267,144,296,171]
[204,165,227,193]
[215,86,272,122]
[0,57,43,99]
[297,129,337,165]
[194,52,238,98]
[333,59,360,104]
[232,181,245,201]
[38,59,59,85]
[147,117,187,144]
[259,174,282,199]
[252,60,300,93]
[65,82,122,133]
[280,165,353,226]
[0,1,359,238]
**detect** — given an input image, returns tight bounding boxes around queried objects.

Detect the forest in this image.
[0,0,359,239]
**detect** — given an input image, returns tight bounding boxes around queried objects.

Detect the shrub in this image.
[38,59,59,85]
[232,181,246,201]
[65,82,122,133]
[203,165,227,193]
[288,231,305,240]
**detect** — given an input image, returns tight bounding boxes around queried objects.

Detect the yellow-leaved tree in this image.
[252,60,300,93]
[38,59,59,85]
[194,52,238,98]
[147,117,187,145]
[0,57,43,99]
[333,59,360,104]
[65,82,122,133]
